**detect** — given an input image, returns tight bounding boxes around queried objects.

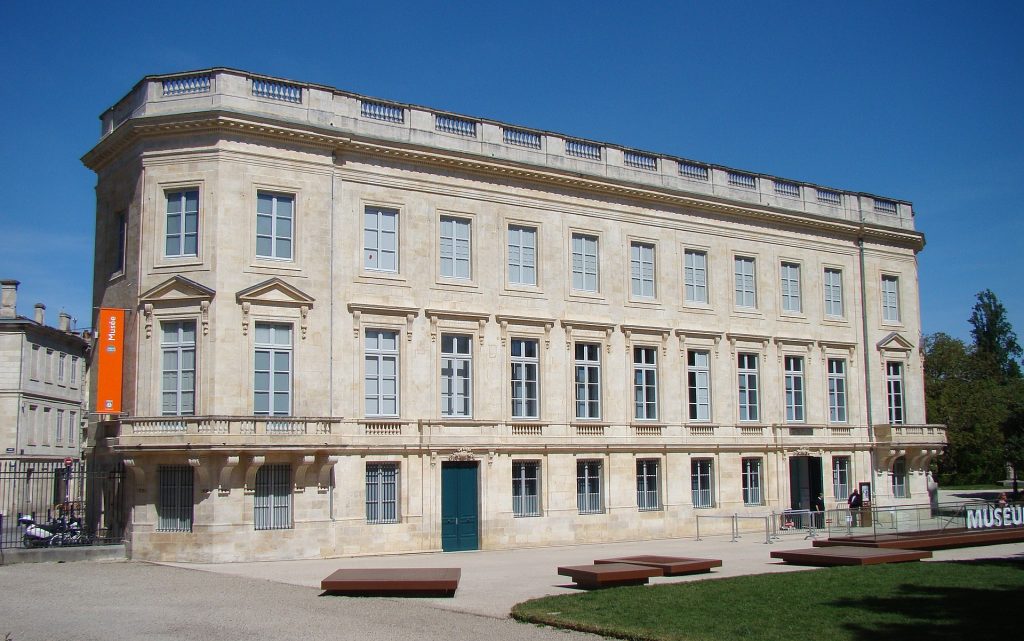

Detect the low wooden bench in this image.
[594,555,722,576]
[770,545,931,567]
[320,568,461,597]
[557,562,662,589]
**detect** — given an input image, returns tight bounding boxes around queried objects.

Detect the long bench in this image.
[320,568,461,597]
[557,562,662,589]
[770,545,931,566]
[594,555,722,576]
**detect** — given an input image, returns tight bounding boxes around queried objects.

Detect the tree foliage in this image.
[969,289,1023,379]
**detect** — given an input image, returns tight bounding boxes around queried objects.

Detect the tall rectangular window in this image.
[511,338,539,419]
[576,460,603,514]
[440,216,471,279]
[508,225,537,286]
[363,206,398,272]
[365,463,399,524]
[828,358,848,423]
[55,409,64,443]
[832,456,851,500]
[571,233,599,292]
[162,321,196,416]
[29,344,40,381]
[886,361,904,425]
[687,350,712,421]
[737,353,759,421]
[881,275,900,322]
[633,346,658,420]
[254,464,292,530]
[684,249,708,304]
[254,323,292,416]
[441,334,472,417]
[734,256,756,308]
[365,330,399,417]
[512,461,540,517]
[780,262,802,312]
[630,242,655,299]
[691,459,714,508]
[784,356,805,422]
[574,343,601,419]
[824,268,843,317]
[892,457,908,498]
[157,466,193,532]
[742,458,763,506]
[256,192,293,260]
[58,353,66,383]
[165,190,199,257]
[636,459,661,511]
[70,356,78,385]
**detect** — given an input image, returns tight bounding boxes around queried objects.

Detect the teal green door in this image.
[441,462,479,552]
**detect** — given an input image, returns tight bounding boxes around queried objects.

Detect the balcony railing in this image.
[874,198,898,214]
[503,127,542,149]
[624,150,657,171]
[728,171,757,189]
[774,180,800,198]
[162,74,211,96]
[816,188,842,206]
[120,416,338,436]
[251,78,302,103]
[679,161,709,181]
[566,139,602,160]
[435,114,477,137]
[361,99,404,123]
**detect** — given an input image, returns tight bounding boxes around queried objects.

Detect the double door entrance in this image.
[789,455,824,527]
[441,462,479,552]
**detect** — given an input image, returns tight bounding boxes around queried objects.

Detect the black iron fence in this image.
[0,459,127,549]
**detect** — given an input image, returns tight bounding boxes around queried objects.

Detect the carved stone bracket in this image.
[300,304,309,340]
[318,455,340,492]
[143,304,154,339]
[219,455,239,495]
[294,454,317,492]
[495,315,556,348]
[243,455,265,494]
[622,324,672,355]
[241,302,251,336]
[123,458,145,492]
[676,329,723,359]
[188,457,211,493]
[561,320,616,352]
[200,300,210,336]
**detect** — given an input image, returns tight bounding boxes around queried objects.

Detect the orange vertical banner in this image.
[96,308,125,414]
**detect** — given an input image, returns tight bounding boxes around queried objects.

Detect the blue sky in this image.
[1,1,1021,341]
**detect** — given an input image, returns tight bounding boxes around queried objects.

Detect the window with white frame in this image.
[687,350,712,421]
[256,192,293,260]
[742,457,763,506]
[828,358,848,422]
[254,464,292,530]
[42,407,50,443]
[780,262,802,313]
[511,338,539,419]
[363,206,398,272]
[824,268,843,317]
[45,349,53,383]
[508,225,537,286]
[440,216,471,279]
[70,356,78,385]
[734,256,756,308]
[55,409,64,443]
[784,356,805,422]
[636,459,661,511]
[630,242,656,299]
[574,343,601,419]
[684,249,708,304]
[162,321,196,416]
[576,460,603,514]
[691,458,715,508]
[737,353,759,421]
[441,334,472,417]
[365,463,399,523]
[165,189,199,257]
[633,346,658,420]
[69,411,76,445]
[254,323,292,417]
[157,465,193,532]
[571,233,599,292]
[832,456,851,500]
[512,461,540,517]
[886,361,904,425]
[365,330,399,417]
[891,456,908,498]
[881,275,900,322]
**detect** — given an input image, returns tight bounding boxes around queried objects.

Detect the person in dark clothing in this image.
[848,489,862,526]
[812,493,826,529]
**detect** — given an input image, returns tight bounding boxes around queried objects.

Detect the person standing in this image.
[848,488,863,527]
[812,493,826,529]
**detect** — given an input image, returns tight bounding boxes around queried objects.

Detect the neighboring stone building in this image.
[83,68,945,562]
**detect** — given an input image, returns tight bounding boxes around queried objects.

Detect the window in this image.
[254,464,292,530]
[55,409,64,443]
[742,458,763,506]
[364,206,398,272]
[45,349,53,383]
[29,345,40,380]
[636,459,661,511]
[162,321,196,416]
[58,353,66,383]
[441,334,472,417]
[511,338,539,419]
[165,190,199,257]
[881,275,900,322]
[507,225,537,286]
[691,459,714,508]
[684,249,708,304]
[832,456,851,500]
[365,330,399,416]
[365,463,399,523]
[157,466,193,532]
[630,242,655,299]
[42,407,51,443]
[886,361,904,425]
[633,346,658,420]
[687,350,712,421]
[512,461,540,517]
[69,412,76,445]
[891,457,908,498]
[571,233,599,292]
[70,356,78,385]
[824,268,843,317]
[780,262,801,313]
[576,460,603,514]
[737,353,759,421]
[734,256,756,308]
[256,192,293,260]
[440,216,471,279]
[112,211,126,276]
[254,323,292,416]
[574,343,601,419]
[784,356,804,423]
[828,359,847,423]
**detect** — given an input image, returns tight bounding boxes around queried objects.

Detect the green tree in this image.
[969,289,1023,379]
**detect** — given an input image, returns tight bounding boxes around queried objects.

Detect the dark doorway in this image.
[789,456,824,526]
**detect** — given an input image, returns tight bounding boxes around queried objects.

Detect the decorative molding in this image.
[347,303,419,342]
[236,278,315,339]
[243,455,266,494]
[424,309,490,344]
[187,457,210,493]
[495,314,556,348]
[621,324,671,355]
[219,455,239,495]
[138,276,216,339]
[317,455,339,492]
[447,447,476,461]
[294,454,317,492]
[561,319,616,352]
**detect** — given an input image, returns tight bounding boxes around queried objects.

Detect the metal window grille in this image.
[824,268,843,317]
[832,456,850,500]
[511,339,539,419]
[365,463,399,523]
[780,262,802,312]
[734,256,756,308]
[784,356,805,422]
[441,334,473,418]
[251,78,302,103]
[162,74,211,96]
[633,347,658,420]
[636,459,660,511]
[624,151,657,171]
[507,225,537,286]
[691,459,714,508]
[828,359,848,423]
[360,100,404,123]
[254,464,292,530]
[774,181,800,198]
[157,466,194,532]
[512,461,540,517]
[363,206,398,272]
[874,199,898,214]
[737,353,759,422]
[364,330,399,417]
[687,350,712,421]
[574,343,601,420]
[576,461,603,514]
[728,171,756,189]
[571,234,599,292]
[816,188,842,206]
[503,127,541,149]
[435,114,477,137]
[439,216,471,279]
[679,161,709,181]
[565,139,602,160]
[256,192,293,260]
[684,249,707,303]
[741,458,763,506]
[886,362,904,425]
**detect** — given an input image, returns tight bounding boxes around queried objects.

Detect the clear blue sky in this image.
[2,1,1021,341]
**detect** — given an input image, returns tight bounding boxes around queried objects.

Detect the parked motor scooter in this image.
[17,514,90,547]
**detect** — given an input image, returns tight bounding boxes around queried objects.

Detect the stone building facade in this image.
[83,69,945,562]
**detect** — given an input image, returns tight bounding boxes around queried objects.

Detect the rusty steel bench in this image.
[770,545,931,566]
[320,568,461,596]
[594,555,722,576]
[557,562,662,589]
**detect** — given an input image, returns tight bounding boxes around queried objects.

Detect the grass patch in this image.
[512,559,1024,641]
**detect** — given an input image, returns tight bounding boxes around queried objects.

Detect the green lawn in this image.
[512,560,1023,641]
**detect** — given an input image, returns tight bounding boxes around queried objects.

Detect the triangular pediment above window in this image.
[877,332,915,352]
[235,278,315,308]
[139,276,216,305]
